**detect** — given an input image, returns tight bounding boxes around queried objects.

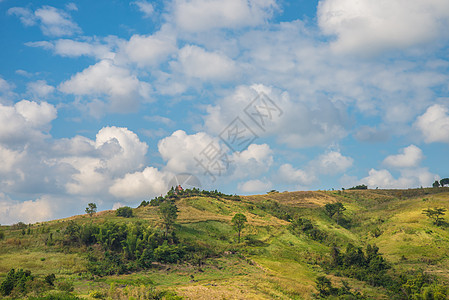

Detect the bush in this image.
[116,206,133,218]
[57,281,74,292]
[0,268,33,296]
[0,230,4,240]
[45,274,56,286]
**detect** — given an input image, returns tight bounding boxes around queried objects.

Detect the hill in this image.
[1,187,449,299]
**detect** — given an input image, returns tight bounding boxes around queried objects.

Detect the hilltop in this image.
[1,187,449,299]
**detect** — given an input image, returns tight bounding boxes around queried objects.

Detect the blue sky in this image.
[1,0,449,224]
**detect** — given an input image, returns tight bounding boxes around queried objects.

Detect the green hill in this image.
[1,188,449,299]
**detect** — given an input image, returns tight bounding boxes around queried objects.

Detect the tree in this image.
[433,180,440,188]
[422,207,447,226]
[232,213,247,243]
[440,178,449,187]
[159,201,178,237]
[324,202,346,224]
[116,206,133,218]
[85,203,97,217]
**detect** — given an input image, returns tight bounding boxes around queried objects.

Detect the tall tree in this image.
[232,213,247,243]
[324,202,346,224]
[433,180,440,188]
[422,207,447,226]
[158,201,178,237]
[440,178,449,187]
[85,203,97,217]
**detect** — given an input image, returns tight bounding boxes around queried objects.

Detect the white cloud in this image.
[158,130,219,174]
[203,85,348,148]
[132,0,154,17]
[0,197,53,224]
[313,151,353,174]
[170,0,277,32]
[383,145,423,168]
[61,126,149,196]
[59,59,152,112]
[0,146,24,174]
[9,6,81,37]
[35,6,81,37]
[0,100,56,144]
[27,80,55,98]
[318,0,449,54]
[66,3,78,11]
[8,7,36,26]
[26,39,114,59]
[361,168,437,189]
[277,164,316,186]
[174,45,237,81]
[238,179,271,193]
[110,167,169,200]
[121,31,177,67]
[231,144,273,178]
[415,104,449,143]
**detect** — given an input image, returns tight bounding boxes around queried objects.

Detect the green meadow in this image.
[1,187,449,299]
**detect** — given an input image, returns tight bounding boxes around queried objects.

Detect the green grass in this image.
[1,188,449,298]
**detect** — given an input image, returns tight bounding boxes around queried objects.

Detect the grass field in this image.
[1,188,449,299]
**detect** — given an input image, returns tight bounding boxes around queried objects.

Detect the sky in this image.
[1,0,449,224]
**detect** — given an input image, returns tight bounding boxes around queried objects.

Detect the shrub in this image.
[0,230,4,240]
[57,281,74,292]
[45,274,56,286]
[116,206,133,218]
[0,268,33,296]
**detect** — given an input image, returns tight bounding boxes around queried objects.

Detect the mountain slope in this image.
[1,188,449,299]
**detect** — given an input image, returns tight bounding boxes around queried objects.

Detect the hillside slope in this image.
[1,188,449,299]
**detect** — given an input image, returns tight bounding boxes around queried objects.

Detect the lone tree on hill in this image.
[85,203,97,217]
[159,201,178,237]
[232,213,247,243]
[324,202,346,225]
[422,207,447,226]
[440,178,449,187]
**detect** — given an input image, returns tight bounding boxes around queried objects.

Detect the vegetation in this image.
[422,207,447,226]
[1,187,449,299]
[440,178,449,187]
[348,184,368,190]
[85,203,97,217]
[115,206,133,218]
[231,213,247,243]
[158,201,178,237]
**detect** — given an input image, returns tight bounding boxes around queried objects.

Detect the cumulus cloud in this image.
[9,5,81,37]
[383,145,423,168]
[59,59,152,112]
[158,130,220,174]
[170,0,277,32]
[110,167,169,200]
[203,85,348,148]
[27,80,55,98]
[173,45,237,81]
[360,168,437,189]
[238,179,272,193]
[0,100,56,144]
[318,0,449,54]
[231,144,273,179]
[415,104,449,143]
[277,163,316,186]
[0,196,53,224]
[120,30,177,67]
[313,151,353,174]
[59,126,149,196]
